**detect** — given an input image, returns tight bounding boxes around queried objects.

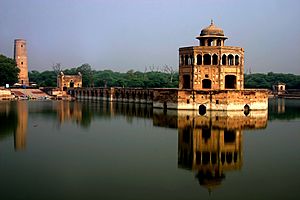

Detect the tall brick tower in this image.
[14,39,29,86]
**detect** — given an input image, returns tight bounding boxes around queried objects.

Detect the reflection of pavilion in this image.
[153,109,268,192]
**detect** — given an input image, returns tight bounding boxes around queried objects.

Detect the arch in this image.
[225,75,236,89]
[202,79,212,89]
[217,39,221,46]
[188,56,192,65]
[144,92,148,100]
[184,55,188,65]
[180,55,184,66]
[208,39,213,46]
[244,104,250,116]
[222,54,227,65]
[212,54,218,65]
[203,54,211,65]
[199,104,206,115]
[183,74,190,89]
[197,54,202,65]
[235,55,240,65]
[70,80,74,88]
[228,54,234,65]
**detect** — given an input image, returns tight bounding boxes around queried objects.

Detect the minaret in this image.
[14,39,29,86]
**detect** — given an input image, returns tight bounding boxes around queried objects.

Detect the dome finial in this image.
[211,19,214,25]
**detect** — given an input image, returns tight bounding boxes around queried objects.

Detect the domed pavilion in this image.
[179,20,244,90]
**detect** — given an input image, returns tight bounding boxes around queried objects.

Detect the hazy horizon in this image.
[1,0,299,74]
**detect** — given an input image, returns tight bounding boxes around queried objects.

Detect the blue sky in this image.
[0,0,299,73]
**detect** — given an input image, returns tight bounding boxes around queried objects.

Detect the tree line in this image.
[0,54,299,89]
[29,63,179,88]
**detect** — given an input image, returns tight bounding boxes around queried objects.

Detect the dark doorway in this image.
[225,75,236,89]
[70,80,74,88]
[202,79,212,89]
[183,75,191,89]
[199,104,206,115]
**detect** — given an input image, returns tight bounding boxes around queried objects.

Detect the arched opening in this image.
[70,80,74,88]
[188,56,192,65]
[228,54,234,65]
[217,39,221,46]
[203,54,211,65]
[199,104,206,115]
[222,54,227,65]
[208,39,213,46]
[212,54,218,65]
[202,79,212,89]
[197,54,202,65]
[183,75,191,89]
[280,86,283,90]
[180,55,184,66]
[235,55,239,65]
[225,75,236,89]
[244,104,250,116]
[184,55,188,65]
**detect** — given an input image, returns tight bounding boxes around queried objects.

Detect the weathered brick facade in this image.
[14,39,29,86]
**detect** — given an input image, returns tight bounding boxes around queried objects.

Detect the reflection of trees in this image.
[0,102,18,139]
[268,99,300,120]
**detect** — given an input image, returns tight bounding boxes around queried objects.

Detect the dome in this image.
[200,20,225,37]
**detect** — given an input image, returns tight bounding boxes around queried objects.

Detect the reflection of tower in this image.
[14,101,28,150]
[14,39,29,86]
[178,115,242,192]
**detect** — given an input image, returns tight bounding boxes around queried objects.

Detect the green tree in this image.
[76,63,93,87]
[0,54,20,86]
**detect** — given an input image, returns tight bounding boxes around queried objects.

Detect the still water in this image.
[0,99,300,200]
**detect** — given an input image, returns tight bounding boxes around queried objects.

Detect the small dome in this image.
[200,20,225,36]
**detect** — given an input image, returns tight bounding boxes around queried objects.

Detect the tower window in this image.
[197,54,202,65]
[21,62,23,65]
[228,54,234,65]
[21,45,23,47]
[222,54,227,65]
[203,54,211,65]
[235,55,240,65]
[212,54,218,65]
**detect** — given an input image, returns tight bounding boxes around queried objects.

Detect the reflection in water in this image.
[154,109,268,193]
[14,101,28,151]
[269,98,300,120]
